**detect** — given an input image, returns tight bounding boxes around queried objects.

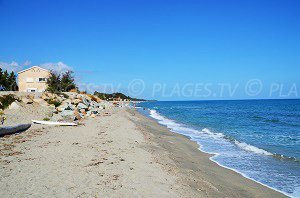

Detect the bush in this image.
[0,94,17,110]
[46,99,61,107]
[60,93,69,99]
[43,117,50,121]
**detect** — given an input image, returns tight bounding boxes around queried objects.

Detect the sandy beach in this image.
[0,108,286,197]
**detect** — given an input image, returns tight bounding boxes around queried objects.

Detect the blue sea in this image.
[137,99,300,198]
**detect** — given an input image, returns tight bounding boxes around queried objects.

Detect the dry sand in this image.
[0,108,286,197]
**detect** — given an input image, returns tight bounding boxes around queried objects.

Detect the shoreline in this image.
[130,108,287,197]
[0,108,287,197]
[140,109,291,197]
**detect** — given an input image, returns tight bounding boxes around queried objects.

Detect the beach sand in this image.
[0,108,286,197]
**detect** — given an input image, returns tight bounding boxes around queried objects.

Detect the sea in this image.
[137,99,300,198]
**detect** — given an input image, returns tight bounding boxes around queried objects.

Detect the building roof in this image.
[18,66,50,74]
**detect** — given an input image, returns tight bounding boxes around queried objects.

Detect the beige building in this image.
[18,66,50,92]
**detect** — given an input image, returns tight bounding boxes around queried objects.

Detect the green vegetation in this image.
[0,68,18,91]
[94,92,146,101]
[59,92,70,99]
[0,94,18,110]
[43,117,50,121]
[46,99,61,107]
[46,70,77,93]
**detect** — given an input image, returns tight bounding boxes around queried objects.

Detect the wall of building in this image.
[18,67,50,92]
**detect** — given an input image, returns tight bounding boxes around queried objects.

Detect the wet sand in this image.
[0,108,286,197]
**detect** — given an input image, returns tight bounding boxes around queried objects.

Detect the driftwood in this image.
[0,124,31,136]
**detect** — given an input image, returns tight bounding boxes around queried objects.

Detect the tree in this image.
[1,70,9,90]
[61,71,76,92]
[46,70,76,93]
[46,71,61,93]
[0,68,3,84]
[7,71,17,91]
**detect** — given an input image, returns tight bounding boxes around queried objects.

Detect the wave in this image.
[149,109,274,156]
[149,109,300,163]
[148,109,300,197]
[233,140,273,155]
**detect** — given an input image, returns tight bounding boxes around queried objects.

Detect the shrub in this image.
[43,117,50,121]
[47,99,61,107]
[60,93,69,99]
[0,94,17,110]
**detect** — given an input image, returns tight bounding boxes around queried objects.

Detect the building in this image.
[18,66,50,92]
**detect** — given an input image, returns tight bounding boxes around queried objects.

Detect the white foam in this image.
[148,108,293,197]
[149,109,181,129]
[201,128,225,138]
[234,140,273,156]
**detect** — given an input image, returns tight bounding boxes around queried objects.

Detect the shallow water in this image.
[138,99,300,197]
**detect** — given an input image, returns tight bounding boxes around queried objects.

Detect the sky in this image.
[0,0,299,100]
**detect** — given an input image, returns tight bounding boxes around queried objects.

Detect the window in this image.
[27,88,37,92]
[38,78,47,82]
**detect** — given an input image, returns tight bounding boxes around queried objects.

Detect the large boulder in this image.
[41,93,50,100]
[71,99,81,105]
[60,110,74,117]
[21,97,33,104]
[77,103,88,110]
[86,111,92,117]
[57,102,74,112]
[78,95,91,106]
[9,101,20,110]
[33,98,48,106]
[90,114,96,118]
[74,110,82,121]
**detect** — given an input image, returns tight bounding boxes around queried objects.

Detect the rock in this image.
[81,95,91,106]
[60,110,74,117]
[41,93,50,100]
[90,114,96,118]
[74,110,82,121]
[95,97,102,103]
[77,94,83,100]
[21,97,33,104]
[86,111,92,117]
[47,93,54,98]
[49,104,56,108]
[33,98,48,106]
[57,106,64,112]
[90,101,99,108]
[57,101,74,112]
[71,99,81,105]
[90,108,99,115]
[27,95,34,100]
[9,101,20,110]
[77,103,88,110]
[56,96,64,102]
[52,109,58,114]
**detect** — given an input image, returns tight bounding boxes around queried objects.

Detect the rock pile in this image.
[41,92,112,121]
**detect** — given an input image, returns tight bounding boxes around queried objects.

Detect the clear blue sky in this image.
[0,0,299,100]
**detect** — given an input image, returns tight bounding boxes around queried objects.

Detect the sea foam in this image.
[150,109,272,156]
